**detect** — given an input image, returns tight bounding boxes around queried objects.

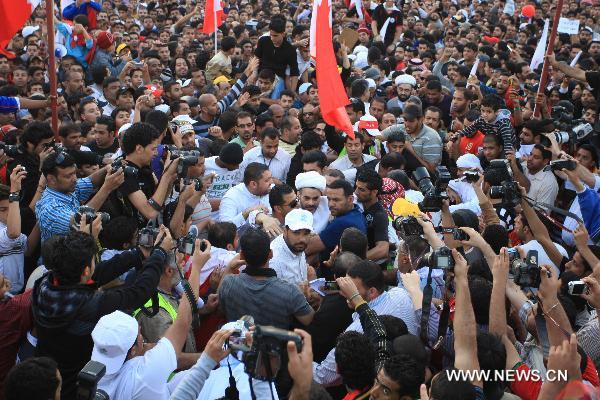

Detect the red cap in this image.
[357,27,371,35]
[145,84,163,99]
[96,31,115,50]
[483,35,500,44]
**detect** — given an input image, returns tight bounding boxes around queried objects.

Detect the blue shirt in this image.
[57,22,94,68]
[319,205,367,252]
[36,178,95,242]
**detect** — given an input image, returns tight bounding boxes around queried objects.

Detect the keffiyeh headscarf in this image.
[378,178,405,218]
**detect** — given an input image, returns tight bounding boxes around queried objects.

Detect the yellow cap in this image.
[116,43,130,55]
[213,75,230,85]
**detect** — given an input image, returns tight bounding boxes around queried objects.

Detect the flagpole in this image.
[214,6,218,55]
[533,0,564,118]
[46,0,59,139]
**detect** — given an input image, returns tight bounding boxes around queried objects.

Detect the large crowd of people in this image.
[0,0,600,399]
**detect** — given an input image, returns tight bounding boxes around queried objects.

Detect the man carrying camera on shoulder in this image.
[105,122,180,227]
[36,151,124,242]
[90,237,210,400]
[31,220,175,400]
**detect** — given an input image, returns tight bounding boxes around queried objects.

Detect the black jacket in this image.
[32,247,166,400]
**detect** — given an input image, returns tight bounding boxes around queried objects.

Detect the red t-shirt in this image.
[459,131,485,156]
[0,290,33,399]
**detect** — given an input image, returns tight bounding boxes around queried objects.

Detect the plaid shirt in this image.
[36,178,95,242]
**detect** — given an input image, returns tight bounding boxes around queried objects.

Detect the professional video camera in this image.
[512,250,546,289]
[76,360,109,400]
[412,166,451,212]
[167,146,200,178]
[0,142,22,157]
[486,160,521,207]
[137,220,160,247]
[426,246,454,270]
[229,324,303,381]
[110,159,139,177]
[550,105,575,134]
[73,206,110,229]
[392,215,424,236]
[546,106,599,147]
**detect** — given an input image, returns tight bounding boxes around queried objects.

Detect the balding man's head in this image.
[333,251,363,278]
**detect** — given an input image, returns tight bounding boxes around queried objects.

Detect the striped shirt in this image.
[312,287,418,386]
[36,178,95,242]
[458,115,515,157]
[406,124,443,166]
[193,74,248,138]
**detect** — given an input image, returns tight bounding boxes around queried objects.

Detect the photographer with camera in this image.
[0,166,28,294]
[108,122,180,226]
[521,144,559,207]
[5,122,55,207]
[313,261,417,385]
[32,222,175,400]
[90,237,210,400]
[36,151,125,242]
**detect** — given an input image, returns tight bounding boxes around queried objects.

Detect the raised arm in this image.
[547,53,586,82]
[452,249,483,388]
[538,265,573,348]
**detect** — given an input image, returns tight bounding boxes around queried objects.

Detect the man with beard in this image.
[386,75,416,111]
[296,171,330,234]
[269,209,313,285]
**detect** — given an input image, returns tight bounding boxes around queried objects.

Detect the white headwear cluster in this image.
[295,171,326,193]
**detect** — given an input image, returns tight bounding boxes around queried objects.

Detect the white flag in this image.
[352,0,364,20]
[530,19,549,71]
[503,0,515,15]
[570,50,582,67]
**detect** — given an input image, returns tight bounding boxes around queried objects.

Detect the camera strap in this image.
[522,196,583,225]
[139,291,160,317]
[175,266,200,329]
[225,357,240,400]
[420,268,434,346]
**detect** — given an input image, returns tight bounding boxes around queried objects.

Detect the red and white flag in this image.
[310,0,354,138]
[0,0,41,43]
[202,0,224,34]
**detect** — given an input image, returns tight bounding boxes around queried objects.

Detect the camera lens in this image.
[553,131,570,144]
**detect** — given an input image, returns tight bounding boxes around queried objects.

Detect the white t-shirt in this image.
[270,234,307,285]
[204,156,242,200]
[0,222,27,294]
[519,240,569,275]
[97,337,177,400]
[311,196,330,234]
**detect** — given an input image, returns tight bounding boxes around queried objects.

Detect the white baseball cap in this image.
[295,171,326,193]
[298,83,312,95]
[365,78,376,89]
[118,123,132,136]
[91,311,139,375]
[358,114,380,137]
[285,209,313,232]
[154,104,170,114]
[22,26,40,38]
[173,114,198,125]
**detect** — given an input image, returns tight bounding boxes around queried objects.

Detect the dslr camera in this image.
[230,325,303,381]
[110,159,139,177]
[137,221,160,247]
[548,159,577,172]
[76,360,109,400]
[412,166,451,212]
[512,250,546,288]
[427,246,454,270]
[462,170,480,183]
[487,160,521,207]
[74,206,110,228]
[177,226,204,255]
[0,142,22,157]
[392,215,423,236]
[168,146,200,178]
[183,177,203,192]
